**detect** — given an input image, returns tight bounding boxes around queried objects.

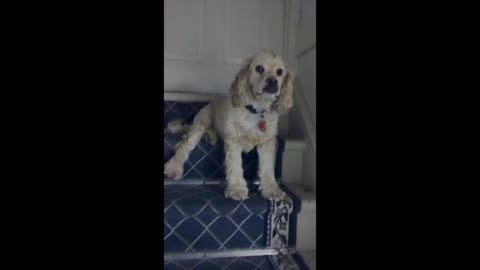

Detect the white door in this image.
[164,0,287,94]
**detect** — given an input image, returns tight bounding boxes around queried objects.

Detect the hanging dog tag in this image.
[258,119,267,132]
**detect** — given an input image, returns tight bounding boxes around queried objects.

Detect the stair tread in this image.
[164,184,301,254]
[165,253,309,270]
[164,185,269,253]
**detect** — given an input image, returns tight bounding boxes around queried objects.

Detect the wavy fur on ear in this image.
[273,70,295,113]
[230,58,253,108]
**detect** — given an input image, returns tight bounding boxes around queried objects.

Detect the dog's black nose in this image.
[263,77,279,93]
[266,77,278,86]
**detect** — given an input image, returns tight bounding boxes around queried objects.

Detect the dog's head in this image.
[230,49,295,113]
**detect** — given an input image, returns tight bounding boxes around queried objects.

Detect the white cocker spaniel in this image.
[164,49,294,201]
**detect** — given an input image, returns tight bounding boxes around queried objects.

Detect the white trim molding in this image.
[293,83,316,152]
[164,90,228,102]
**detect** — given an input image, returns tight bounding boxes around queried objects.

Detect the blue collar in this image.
[244,105,266,117]
[245,105,259,114]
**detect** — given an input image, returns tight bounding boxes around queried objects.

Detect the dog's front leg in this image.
[258,138,285,200]
[224,139,249,201]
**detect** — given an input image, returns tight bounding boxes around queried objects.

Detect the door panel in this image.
[164,0,286,94]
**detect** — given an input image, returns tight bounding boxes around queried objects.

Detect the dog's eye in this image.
[255,65,264,74]
[276,68,283,76]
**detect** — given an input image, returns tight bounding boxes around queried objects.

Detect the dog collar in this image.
[245,105,258,114]
[245,105,267,132]
[244,105,266,116]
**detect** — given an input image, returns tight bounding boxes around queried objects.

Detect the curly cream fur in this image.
[273,70,295,113]
[164,49,294,201]
[231,58,254,108]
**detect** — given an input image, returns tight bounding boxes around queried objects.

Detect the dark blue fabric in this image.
[164,133,226,181]
[244,105,259,114]
[275,138,285,180]
[164,101,209,124]
[164,184,269,253]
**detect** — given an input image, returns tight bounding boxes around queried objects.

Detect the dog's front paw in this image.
[260,182,285,200]
[225,185,249,201]
[164,160,183,180]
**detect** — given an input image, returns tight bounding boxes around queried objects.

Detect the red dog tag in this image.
[258,119,267,132]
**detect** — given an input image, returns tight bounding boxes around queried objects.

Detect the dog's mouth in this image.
[262,85,278,94]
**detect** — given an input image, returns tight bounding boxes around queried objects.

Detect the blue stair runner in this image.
[164,101,309,270]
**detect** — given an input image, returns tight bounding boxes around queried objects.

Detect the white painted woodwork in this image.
[296,0,316,57]
[285,183,316,251]
[282,139,306,184]
[287,0,316,192]
[164,0,287,94]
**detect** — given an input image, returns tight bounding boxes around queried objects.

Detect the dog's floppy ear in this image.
[230,58,253,108]
[273,69,295,113]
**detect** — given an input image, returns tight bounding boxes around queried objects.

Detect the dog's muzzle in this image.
[263,77,278,94]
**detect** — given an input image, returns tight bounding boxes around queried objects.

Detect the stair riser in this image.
[281,144,305,184]
[296,208,316,251]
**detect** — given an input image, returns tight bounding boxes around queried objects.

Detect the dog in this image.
[164,49,294,201]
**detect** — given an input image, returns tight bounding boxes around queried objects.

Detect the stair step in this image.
[164,184,300,254]
[165,253,309,270]
[164,184,268,253]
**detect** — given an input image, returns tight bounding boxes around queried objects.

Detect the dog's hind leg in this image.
[164,105,212,180]
[205,128,218,145]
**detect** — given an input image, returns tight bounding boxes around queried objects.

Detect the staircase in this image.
[164,92,312,270]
